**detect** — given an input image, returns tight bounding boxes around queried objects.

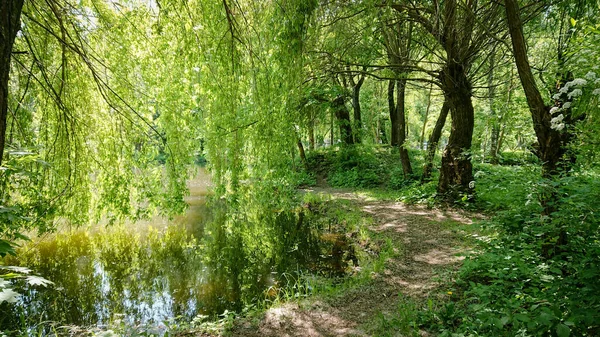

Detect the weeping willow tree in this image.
[1,0,199,244]
[1,0,317,248]
[154,0,317,204]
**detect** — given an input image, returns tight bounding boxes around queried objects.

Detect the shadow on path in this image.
[228,188,476,337]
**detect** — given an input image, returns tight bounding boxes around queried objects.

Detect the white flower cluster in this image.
[585,71,597,80]
[568,88,583,99]
[551,113,565,131]
[550,72,600,127]
[549,102,568,131]
[554,77,589,100]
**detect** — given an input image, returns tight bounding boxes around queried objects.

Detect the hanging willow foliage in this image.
[3,0,199,234]
[2,0,318,238]
[155,0,317,205]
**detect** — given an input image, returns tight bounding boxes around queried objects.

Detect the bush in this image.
[304,146,429,189]
[497,150,540,166]
[309,146,387,188]
[431,170,600,336]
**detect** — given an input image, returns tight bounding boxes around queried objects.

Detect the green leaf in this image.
[0,239,16,257]
[0,266,32,274]
[556,323,571,337]
[514,313,531,322]
[0,288,20,303]
[537,312,554,326]
[25,275,54,287]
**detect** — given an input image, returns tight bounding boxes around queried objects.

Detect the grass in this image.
[295,146,600,336]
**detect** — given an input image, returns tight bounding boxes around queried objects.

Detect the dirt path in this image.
[228,188,476,337]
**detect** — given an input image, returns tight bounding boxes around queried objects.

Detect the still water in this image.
[0,169,348,333]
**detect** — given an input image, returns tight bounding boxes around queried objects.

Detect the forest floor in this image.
[226,188,479,337]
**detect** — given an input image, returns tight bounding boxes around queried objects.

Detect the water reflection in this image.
[0,171,355,333]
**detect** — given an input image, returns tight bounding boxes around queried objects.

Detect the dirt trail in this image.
[229,188,475,337]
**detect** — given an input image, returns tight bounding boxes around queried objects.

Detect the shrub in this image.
[430,169,600,336]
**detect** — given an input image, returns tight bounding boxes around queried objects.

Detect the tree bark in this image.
[378,116,388,145]
[505,0,567,178]
[434,0,477,199]
[505,0,577,256]
[396,78,412,177]
[422,100,450,182]
[487,48,500,164]
[350,70,365,144]
[329,109,334,147]
[437,63,475,199]
[388,79,398,146]
[0,0,25,166]
[332,95,353,146]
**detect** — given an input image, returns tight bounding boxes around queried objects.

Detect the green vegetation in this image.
[1,0,600,336]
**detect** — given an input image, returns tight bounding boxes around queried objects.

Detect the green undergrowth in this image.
[304,145,427,189]
[373,169,600,337]
[436,170,600,337]
[301,146,541,209]
[301,146,600,336]
[217,191,397,336]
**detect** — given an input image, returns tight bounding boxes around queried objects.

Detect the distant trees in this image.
[382,14,414,177]
[390,0,505,199]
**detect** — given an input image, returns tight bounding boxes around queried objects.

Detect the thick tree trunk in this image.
[332,96,353,146]
[505,0,575,256]
[0,0,25,166]
[388,80,398,146]
[396,78,412,177]
[422,100,450,182]
[438,65,475,199]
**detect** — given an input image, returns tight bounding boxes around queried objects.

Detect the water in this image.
[0,169,352,333]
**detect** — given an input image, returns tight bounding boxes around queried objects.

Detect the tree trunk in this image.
[505,0,575,256]
[352,73,365,143]
[487,48,500,164]
[437,64,475,199]
[0,0,25,166]
[396,78,412,177]
[308,117,315,150]
[422,100,450,182]
[497,123,506,155]
[388,79,398,146]
[379,116,388,145]
[330,109,334,147]
[420,84,433,150]
[332,96,353,146]
[505,0,566,179]
[297,138,307,169]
